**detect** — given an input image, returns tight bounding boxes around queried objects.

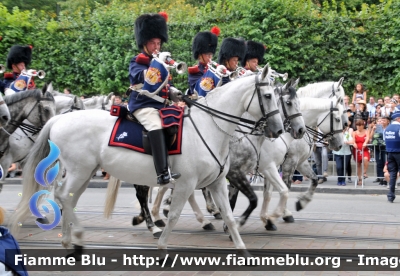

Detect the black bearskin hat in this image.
[134,13,168,50]
[218,38,246,65]
[6,45,32,69]
[192,27,220,60]
[241,41,265,67]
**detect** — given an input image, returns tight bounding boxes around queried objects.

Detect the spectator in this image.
[366,96,377,118]
[383,110,400,203]
[64,88,71,94]
[352,119,370,185]
[343,95,350,110]
[377,97,384,106]
[332,121,353,186]
[113,95,123,105]
[393,94,399,102]
[352,100,369,129]
[0,207,29,276]
[374,104,383,119]
[314,129,328,184]
[381,96,392,117]
[352,83,367,104]
[371,116,389,185]
[292,170,303,184]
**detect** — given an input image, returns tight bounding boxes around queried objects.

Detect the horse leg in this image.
[201,187,222,219]
[157,183,196,250]
[206,178,246,250]
[187,192,215,230]
[260,176,275,230]
[151,186,169,227]
[133,185,162,238]
[295,160,319,211]
[226,172,258,229]
[260,166,289,231]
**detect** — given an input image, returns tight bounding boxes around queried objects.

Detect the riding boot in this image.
[147,129,181,185]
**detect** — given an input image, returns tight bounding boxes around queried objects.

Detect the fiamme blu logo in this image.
[29,140,62,230]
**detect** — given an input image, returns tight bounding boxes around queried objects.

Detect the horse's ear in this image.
[281,79,292,91]
[337,77,344,88]
[73,96,78,104]
[42,83,48,95]
[261,63,270,81]
[292,77,300,88]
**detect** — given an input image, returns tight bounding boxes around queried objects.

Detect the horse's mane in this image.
[288,86,297,100]
[297,82,338,98]
[300,97,343,113]
[204,74,256,100]
[5,89,54,105]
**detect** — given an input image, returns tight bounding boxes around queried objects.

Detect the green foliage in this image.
[0,0,399,98]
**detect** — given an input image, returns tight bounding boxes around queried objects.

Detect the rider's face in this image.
[225,57,239,71]
[12,62,26,74]
[144,38,161,55]
[246,58,259,72]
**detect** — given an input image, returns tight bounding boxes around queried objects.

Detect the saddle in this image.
[108,105,184,155]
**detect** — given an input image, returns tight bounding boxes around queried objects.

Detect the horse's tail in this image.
[9,116,62,234]
[104,176,121,218]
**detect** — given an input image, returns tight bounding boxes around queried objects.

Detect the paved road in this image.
[1,183,399,275]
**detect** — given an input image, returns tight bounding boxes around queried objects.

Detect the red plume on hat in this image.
[210,26,220,36]
[158,11,168,22]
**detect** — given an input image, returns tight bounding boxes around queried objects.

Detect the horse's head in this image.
[275,78,305,139]
[317,96,344,151]
[0,93,10,128]
[245,65,284,138]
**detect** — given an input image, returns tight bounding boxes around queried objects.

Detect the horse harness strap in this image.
[306,101,341,143]
[277,86,302,131]
[185,108,228,180]
[244,135,263,179]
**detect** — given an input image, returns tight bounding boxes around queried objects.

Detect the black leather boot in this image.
[147,129,181,185]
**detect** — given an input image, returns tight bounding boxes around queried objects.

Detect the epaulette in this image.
[4,73,14,79]
[136,53,150,65]
[188,65,200,75]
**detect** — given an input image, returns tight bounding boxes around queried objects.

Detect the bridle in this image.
[306,100,343,143]
[61,97,82,114]
[276,86,302,132]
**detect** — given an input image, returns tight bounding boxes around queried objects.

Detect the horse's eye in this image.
[286,101,292,106]
[335,118,340,122]
[264,94,271,99]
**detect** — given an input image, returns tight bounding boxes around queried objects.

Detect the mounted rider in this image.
[0,45,36,95]
[187,27,220,96]
[242,41,265,73]
[218,37,246,86]
[127,12,180,185]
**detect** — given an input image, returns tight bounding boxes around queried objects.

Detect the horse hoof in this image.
[202,223,215,231]
[223,223,229,234]
[295,201,303,211]
[153,231,162,239]
[132,216,143,226]
[265,220,277,231]
[154,220,166,228]
[36,217,49,224]
[66,244,83,261]
[283,216,295,223]
[229,235,232,242]
[213,213,222,220]
[163,209,169,218]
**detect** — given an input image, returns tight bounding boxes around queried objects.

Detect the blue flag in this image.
[142,58,169,93]
[9,74,31,93]
[194,69,221,97]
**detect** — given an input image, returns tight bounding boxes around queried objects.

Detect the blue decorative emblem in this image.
[29,140,62,230]
[0,164,3,180]
[194,69,221,97]
[9,74,31,93]
[143,58,169,93]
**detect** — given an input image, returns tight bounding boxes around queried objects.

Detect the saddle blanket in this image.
[108,106,184,155]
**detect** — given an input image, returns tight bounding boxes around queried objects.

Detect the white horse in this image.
[0,93,10,128]
[11,67,284,255]
[82,92,114,110]
[150,80,345,233]
[0,86,56,184]
[0,89,80,186]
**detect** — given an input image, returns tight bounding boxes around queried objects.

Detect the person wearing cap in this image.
[352,99,369,129]
[127,12,180,185]
[218,37,246,86]
[0,45,35,94]
[371,116,390,185]
[384,110,400,202]
[187,27,220,95]
[242,41,265,73]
